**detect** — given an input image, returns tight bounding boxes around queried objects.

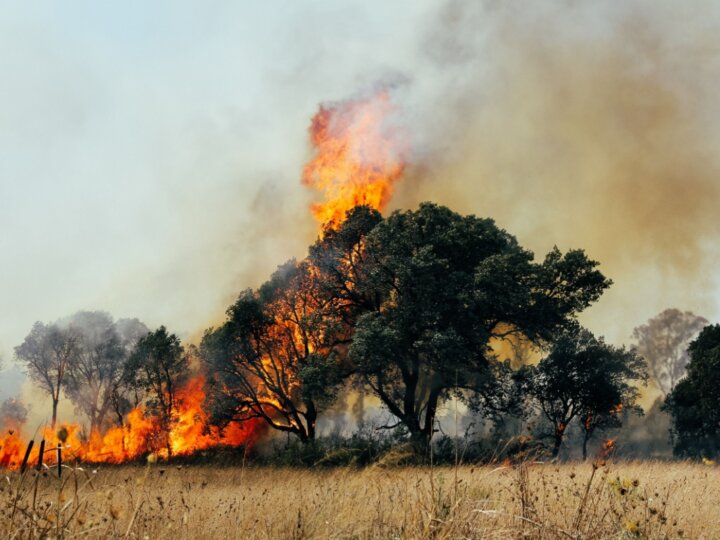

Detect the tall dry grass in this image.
[1,460,717,538]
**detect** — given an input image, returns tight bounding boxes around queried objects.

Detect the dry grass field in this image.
[1,460,717,539]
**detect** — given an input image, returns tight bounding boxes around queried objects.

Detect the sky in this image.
[2,1,720,400]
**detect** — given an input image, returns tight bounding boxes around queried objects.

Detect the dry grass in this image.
[1,460,717,539]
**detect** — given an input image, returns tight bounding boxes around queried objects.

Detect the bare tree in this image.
[15,322,80,429]
[63,312,128,435]
[632,309,708,397]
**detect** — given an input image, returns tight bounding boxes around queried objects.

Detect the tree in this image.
[664,324,720,458]
[348,203,611,451]
[0,398,28,432]
[124,326,188,457]
[202,259,348,443]
[203,207,381,443]
[632,309,707,397]
[61,312,149,435]
[15,322,80,428]
[521,325,646,459]
[307,205,385,324]
[62,312,124,435]
[109,318,150,426]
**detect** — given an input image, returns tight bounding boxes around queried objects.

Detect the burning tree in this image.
[202,206,383,443]
[632,308,708,397]
[205,202,612,452]
[124,326,189,457]
[15,322,81,429]
[520,325,646,458]
[203,259,349,443]
[346,203,612,451]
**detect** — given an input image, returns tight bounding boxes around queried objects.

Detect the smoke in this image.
[390,1,720,343]
[3,3,719,444]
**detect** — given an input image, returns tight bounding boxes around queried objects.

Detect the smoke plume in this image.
[388,1,720,343]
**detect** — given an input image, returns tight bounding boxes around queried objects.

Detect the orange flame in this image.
[0,90,410,469]
[602,437,617,456]
[0,376,265,469]
[302,89,408,230]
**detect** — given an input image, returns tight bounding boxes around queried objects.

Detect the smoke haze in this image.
[1,1,719,402]
[394,1,720,344]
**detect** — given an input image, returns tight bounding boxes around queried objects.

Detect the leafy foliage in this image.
[348,203,611,449]
[202,260,348,442]
[124,326,188,456]
[520,325,646,458]
[664,324,720,458]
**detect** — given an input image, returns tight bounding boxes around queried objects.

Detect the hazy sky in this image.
[0,1,435,378]
[2,1,720,398]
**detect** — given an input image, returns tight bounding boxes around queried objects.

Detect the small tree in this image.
[15,322,80,428]
[632,309,707,397]
[124,326,188,457]
[0,398,28,432]
[522,326,646,459]
[664,324,720,458]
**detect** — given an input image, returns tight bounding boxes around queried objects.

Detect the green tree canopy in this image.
[348,203,611,450]
[521,325,646,459]
[124,326,188,457]
[664,324,720,458]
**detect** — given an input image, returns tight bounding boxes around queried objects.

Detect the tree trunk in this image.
[305,401,317,442]
[410,430,431,455]
[582,432,590,461]
[51,398,59,430]
[419,387,442,454]
[552,427,565,458]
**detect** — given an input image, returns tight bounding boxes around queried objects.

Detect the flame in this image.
[0,376,265,469]
[0,90,410,469]
[302,89,408,230]
[602,438,617,454]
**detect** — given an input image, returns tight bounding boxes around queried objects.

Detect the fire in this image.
[0,89,410,469]
[602,438,617,455]
[0,376,265,469]
[302,89,408,230]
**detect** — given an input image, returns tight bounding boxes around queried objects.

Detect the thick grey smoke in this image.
[391,1,720,344]
[1,1,718,393]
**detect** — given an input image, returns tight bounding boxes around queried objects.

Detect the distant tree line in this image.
[12,313,190,457]
[9,204,719,461]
